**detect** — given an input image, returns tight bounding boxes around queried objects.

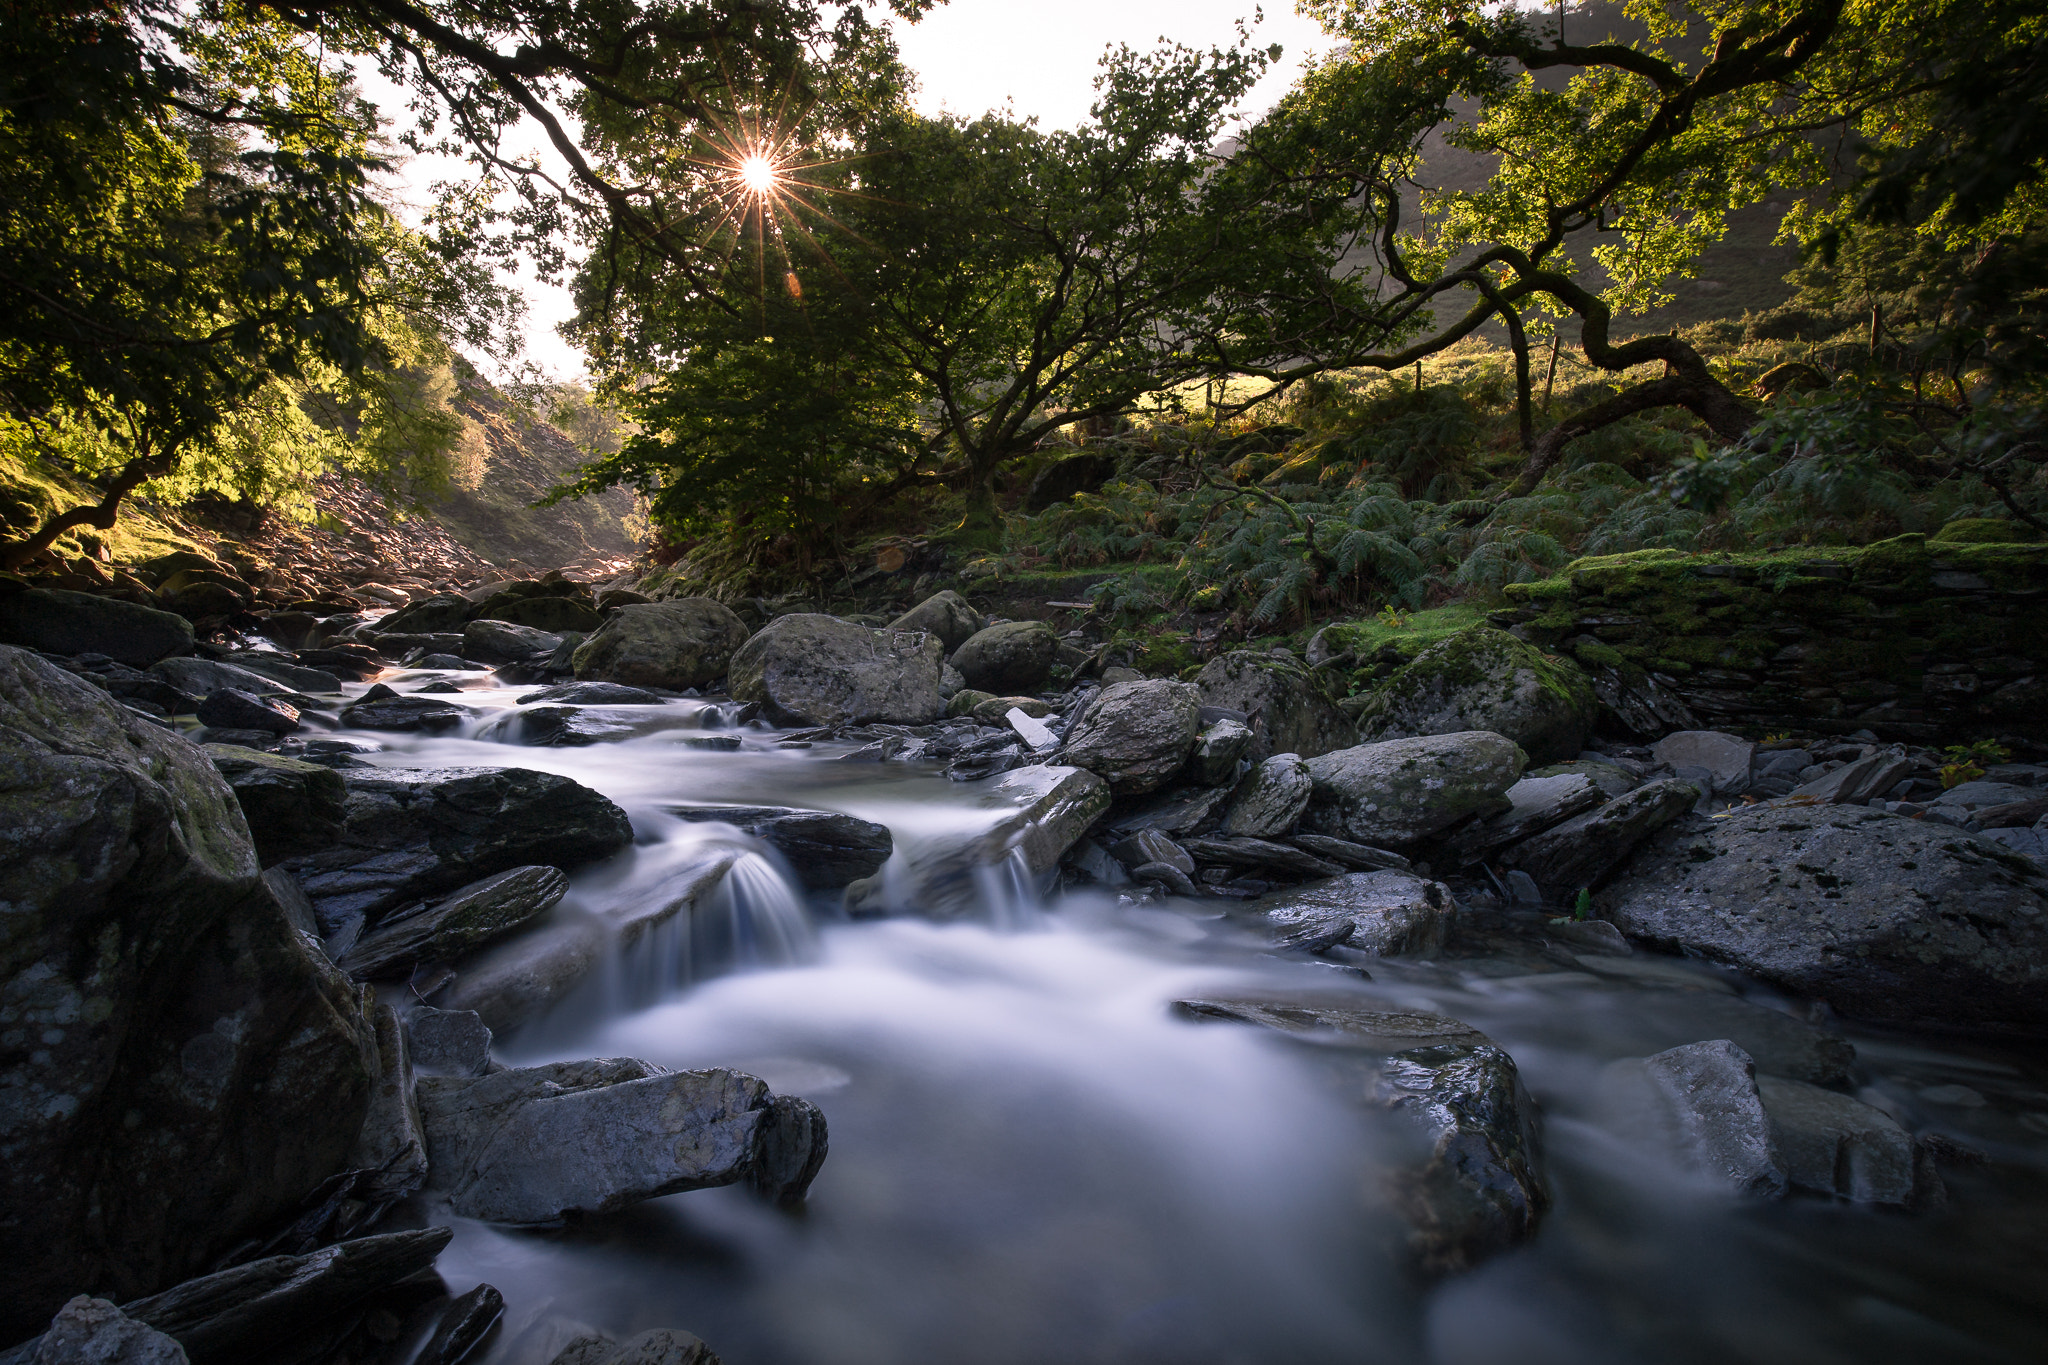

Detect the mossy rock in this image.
[1932,517,2041,544]
[1350,625,1597,767]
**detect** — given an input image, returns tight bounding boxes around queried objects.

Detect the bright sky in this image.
[407,1,1333,382]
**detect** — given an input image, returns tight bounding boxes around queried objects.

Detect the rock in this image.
[946,688,996,718]
[1245,870,1455,955]
[1650,731,1755,794]
[487,595,604,634]
[0,647,377,1340]
[1024,451,1118,511]
[346,1006,428,1203]
[439,920,610,1033]
[1108,828,1194,875]
[948,621,1059,695]
[747,1093,833,1209]
[552,1329,721,1365]
[1604,804,2048,1032]
[844,765,1109,917]
[1545,918,1631,955]
[572,600,750,691]
[414,1059,825,1222]
[1286,833,1412,871]
[410,653,484,672]
[1301,732,1526,847]
[463,618,565,665]
[1754,1075,1920,1205]
[1526,757,1641,800]
[116,1229,453,1365]
[1103,783,1233,838]
[1219,753,1313,837]
[150,657,296,700]
[1439,771,1604,864]
[728,614,945,726]
[26,1297,186,1365]
[196,687,299,736]
[204,745,347,866]
[969,694,1053,724]
[337,693,478,732]
[375,594,473,634]
[516,682,668,706]
[1193,651,1356,762]
[479,705,642,747]
[1005,707,1059,750]
[666,805,893,889]
[336,865,569,978]
[1187,717,1252,786]
[1183,834,1343,880]
[1496,777,1699,893]
[1057,679,1201,796]
[1788,744,1917,804]
[411,1284,503,1365]
[1600,1040,1785,1197]
[1929,779,2039,813]
[216,654,344,695]
[0,588,194,665]
[887,590,985,652]
[283,766,632,940]
[1350,627,1597,767]
[406,1008,493,1077]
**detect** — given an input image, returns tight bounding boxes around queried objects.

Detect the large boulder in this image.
[204,745,347,866]
[485,595,604,634]
[1350,626,1597,767]
[374,593,472,634]
[0,647,376,1340]
[887,590,985,653]
[1057,679,1201,795]
[281,766,633,946]
[728,614,945,726]
[462,619,564,665]
[1301,732,1526,847]
[1603,805,2048,1033]
[948,621,1059,695]
[0,588,194,666]
[414,1058,827,1222]
[1192,652,1356,762]
[572,600,749,692]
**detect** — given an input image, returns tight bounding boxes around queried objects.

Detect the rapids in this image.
[325,668,2048,1365]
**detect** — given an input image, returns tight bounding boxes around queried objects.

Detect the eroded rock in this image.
[1301,732,1525,847]
[729,614,945,726]
[1193,651,1356,761]
[1057,679,1201,795]
[572,600,750,691]
[1350,626,1597,767]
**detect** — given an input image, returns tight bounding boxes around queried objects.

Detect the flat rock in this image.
[729,614,944,726]
[1193,651,1356,761]
[1183,834,1343,880]
[337,865,569,978]
[0,588,193,665]
[665,805,893,889]
[338,694,477,732]
[1101,783,1232,838]
[1350,626,1597,767]
[1496,777,1699,893]
[1245,870,1455,955]
[1756,1074,1920,1205]
[1057,678,1201,795]
[1286,833,1411,871]
[1219,752,1313,837]
[1301,732,1525,847]
[573,600,749,691]
[517,682,669,706]
[1440,771,1603,864]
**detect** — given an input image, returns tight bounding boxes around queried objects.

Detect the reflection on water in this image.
[318,672,2048,1365]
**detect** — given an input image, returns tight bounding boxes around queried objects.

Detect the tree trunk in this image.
[952,453,1005,551]
[0,448,170,573]
[1500,352,1755,499]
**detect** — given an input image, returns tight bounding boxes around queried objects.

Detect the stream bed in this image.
[320,671,2048,1365]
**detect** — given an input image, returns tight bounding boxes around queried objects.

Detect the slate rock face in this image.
[204,745,347,866]
[887,590,985,653]
[335,865,570,978]
[1057,679,1202,796]
[1604,804,2048,1032]
[1351,626,1598,767]
[948,621,1060,696]
[572,600,750,692]
[0,647,376,1341]
[1193,651,1357,762]
[0,588,194,665]
[728,614,946,727]
[1496,777,1699,893]
[1301,732,1526,847]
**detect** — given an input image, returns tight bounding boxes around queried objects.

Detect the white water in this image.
[320,672,2048,1365]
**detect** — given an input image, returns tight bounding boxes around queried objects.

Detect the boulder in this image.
[215,655,344,695]
[414,1059,827,1222]
[948,621,1059,695]
[149,658,296,700]
[374,594,473,634]
[335,865,570,978]
[485,595,604,634]
[1219,753,1313,837]
[1024,451,1117,512]
[1057,679,1201,795]
[462,619,565,665]
[337,694,477,732]
[1604,805,2048,1032]
[0,647,377,1340]
[887,590,985,653]
[1193,652,1356,762]
[728,614,945,726]
[1242,870,1455,955]
[1755,1075,1921,1206]
[478,705,642,748]
[1350,626,1596,767]
[24,1296,187,1365]
[1788,744,1917,805]
[665,805,893,889]
[0,588,194,666]
[572,600,749,691]
[1650,731,1755,794]
[195,688,299,736]
[516,682,668,706]
[1301,732,1526,847]
[1099,783,1233,839]
[1107,828,1194,875]
[945,688,996,719]
[1598,1040,1786,1197]
[1496,777,1699,893]
[1187,717,1252,786]
[282,765,632,943]
[204,745,347,866]
[406,1008,493,1078]
[1438,771,1604,865]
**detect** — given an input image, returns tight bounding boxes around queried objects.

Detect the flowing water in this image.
[321,668,2048,1365]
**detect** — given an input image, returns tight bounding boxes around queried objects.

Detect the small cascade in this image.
[972,845,1047,933]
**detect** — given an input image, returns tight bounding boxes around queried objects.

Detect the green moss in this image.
[1570,638,1626,669]
[1933,517,2041,544]
[1315,603,1487,661]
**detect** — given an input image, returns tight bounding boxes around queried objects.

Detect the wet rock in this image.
[463,618,565,665]
[411,1284,504,1365]
[748,1093,833,1209]
[196,687,299,736]
[337,694,477,732]
[24,1296,187,1365]
[1287,833,1412,871]
[151,657,297,700]
[1109,828,1195,876]
[336,866,570,978]
[1301,732,1525,847]
[440,919,610,1033]
[1187,717,1252,786]
[572,600,750,691]
[488,595,604,634]
[376,593,473,634]
[205,745,347,866]
[1103,783,1233,838]
[1439,771,1604,865]
[1193,651,1356,762]
[517,682,668,706]
[550,1329,721,1365]
[410,652,484,671]
[1526,757,1642,800]
[346,1005,428,1203]
[1650,731,1755,794]
[1057,678,1202,796]
[478,705,641,747]
[948,621,1059,695]
[666,805,893,889]
[1604,804,2048,1032]
[1541,986,1855,1084]
[216,654,345,695]
[1219,753,1313,837]
[1350,626,1597,767]
[888,589,985,652]
[1755,1074,1920,1205]
[0,647,377,1340]
[1497,777,1699,893]
[1245,870,1455,955]
[415,1059,824,1222]
[1184,834,1344,881]
[1544,918,1631,956]
[1788,744,1917,804]
[406,1008,493,1078]
[1599,1040,1786,1197]
[729,614,945,726]
[283,766,632,937]
[0,587,194,665]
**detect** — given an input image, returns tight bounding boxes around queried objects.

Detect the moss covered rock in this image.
[1193,650,1357,762]
[1350,626,1596,767]
[729,613,946,726]
[1303,731,1526,847]
[572,598,749,691]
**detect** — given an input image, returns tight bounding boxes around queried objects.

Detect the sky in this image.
[388,1,1335,382]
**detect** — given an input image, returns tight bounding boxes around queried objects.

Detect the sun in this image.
[738,153,777,194]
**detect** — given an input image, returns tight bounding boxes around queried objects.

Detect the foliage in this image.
[1939,739,2013,788]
